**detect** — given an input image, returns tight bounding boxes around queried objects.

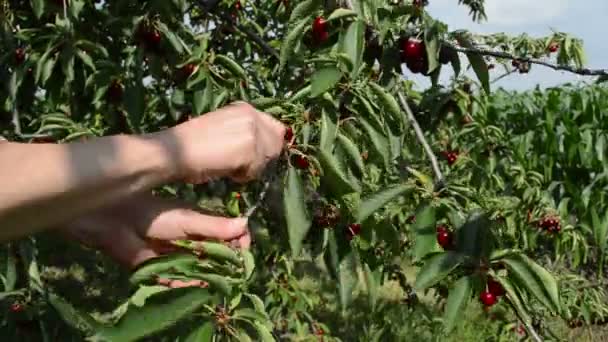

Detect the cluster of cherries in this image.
[441,150,459,166]
[479,278,505,307]
[537,216,561,233]
[285,127,311,170]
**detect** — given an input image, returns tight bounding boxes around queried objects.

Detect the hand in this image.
[60,193,251,270]
[165,102,286,184]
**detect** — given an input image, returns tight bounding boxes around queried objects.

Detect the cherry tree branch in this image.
[397,92,445,189]
[442,41,608,77]
[506,299,544,342]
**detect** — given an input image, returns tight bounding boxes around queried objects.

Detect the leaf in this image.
[362,263,380,310]
[591,207,608,252]
[129,254,198,285]
[253,321,275,342]
[413,205,438,261]
[424,21,440,73]
[455,33,490,93]
[193,90,205,116]
[337,253,358,311]
[94,288,216,342]
[327,8,358,21]
[48,292,102,335]
[455,210,493,260]
[283,167,312,257]
[4,246,17,291]
[76,50,96,71]
[242,250,255,281]
[337,133,365,175]
[415,252,464,290]
[340,20,365,78]
[443,276,472,333]
[318,149,361,195]
[356,184,414,223]
[319,111,338,152]
[288,0,320,23]
[215,54,247,79]
[311,66,342,97]
[184,322,214,342]
[502,253,561,314]
[198,241,242,266]
[279,19,310,71]
[368,82,405,126]
[130,286,169,307]
[31,0,45,19]
[156,23,183,54]
[125,80,145,132]
[359,118,390,167]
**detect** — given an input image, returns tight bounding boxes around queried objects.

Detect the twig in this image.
[491,69,516,84]
[396,92,445,189]
[192,0,279,59]
[443,41,608,77]
[506,299,544,342]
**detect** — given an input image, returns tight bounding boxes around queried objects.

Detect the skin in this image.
[0,102,286,279]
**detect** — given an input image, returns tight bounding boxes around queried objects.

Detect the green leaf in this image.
[340,20,365,78]
[193,90,205,116]
[283,167,312,257]
[368,82,405,126]
[318,149,361,195]
[4,246,17,292]
[443,276,472,333]
[242,250,255,281]
[455,33,490,93]
[156,23,184,54]
[362,263,380,310]
[129,254,198,285]
[31,0,45,19]
[198,241,242,266]
[356,184,414,223]
[48,292,102,334]
[130,286,169,307]
[124,82,145,132]
[311,66,342,97]
[413,205,438,261]
[591,207,608,252]
[424,21,440,73]
[415,252,464,290]
[215,54,247,79]
[76,50,96,71]
[327,8,358,21]
[337,133,365,175]
[319,111,338,152]
[455,210,492,260]
[94,288,216,342]
[184,322,214,342]
[280,19,310,71]
[288,0,320,23]
[253,321,275,342]
[359,118,390,167]
[502,253,561,314]
[337,253,358,311]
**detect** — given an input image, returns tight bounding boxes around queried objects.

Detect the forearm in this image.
[0,133,177,242]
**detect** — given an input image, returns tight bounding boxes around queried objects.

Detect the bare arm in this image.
[0,133,176,242]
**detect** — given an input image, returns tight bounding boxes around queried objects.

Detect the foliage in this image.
[0,0,607,341]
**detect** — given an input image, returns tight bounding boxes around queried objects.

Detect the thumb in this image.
[181,214,249,241]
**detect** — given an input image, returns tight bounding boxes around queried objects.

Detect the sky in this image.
[410,0,608,91]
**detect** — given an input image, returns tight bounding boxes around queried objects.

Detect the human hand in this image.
[60,193,251,270]
[164,102,287,184]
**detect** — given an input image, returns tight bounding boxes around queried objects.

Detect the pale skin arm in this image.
[0,103,287,248]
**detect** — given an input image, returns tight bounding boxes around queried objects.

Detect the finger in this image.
[228,230,251,249]
[179,212,250,241]
[256,111,287,156]
[169,279,209,289]
[106,226,160,269]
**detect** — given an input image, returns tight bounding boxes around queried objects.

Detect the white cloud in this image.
[484,0,571,26]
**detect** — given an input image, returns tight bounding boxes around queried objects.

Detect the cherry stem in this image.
[505,298,544,342]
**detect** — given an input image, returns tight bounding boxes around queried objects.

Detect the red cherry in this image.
[487,278,505,297]
[181,63,196,77]
[548,43,559,53]
[10,303,23,312]
[479,290,497,306]
[436,225,448,233]
[235,0,242,10]
[436,230,452,249]
[406,58,427,74]
[401,38,425,61]
[285,127,294,141]
[407,215,416,224]
[413,0,424,7]
[14,48,26,65]
[146,30,161,46]
[312,16,328,34]
[488,64,495,70]
[107,80,123,103]
[347,223,362,240]
[293,155,309,169]
[234,192,241,199]
[512,59,520,68]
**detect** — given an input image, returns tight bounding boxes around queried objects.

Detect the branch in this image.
[397,92,445,189]
[443,41,608,77]
[491,69,516,84]
[193,0,279,59]
[506,299,544,342]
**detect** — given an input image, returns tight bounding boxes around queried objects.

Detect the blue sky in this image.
[410,0,608,91]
